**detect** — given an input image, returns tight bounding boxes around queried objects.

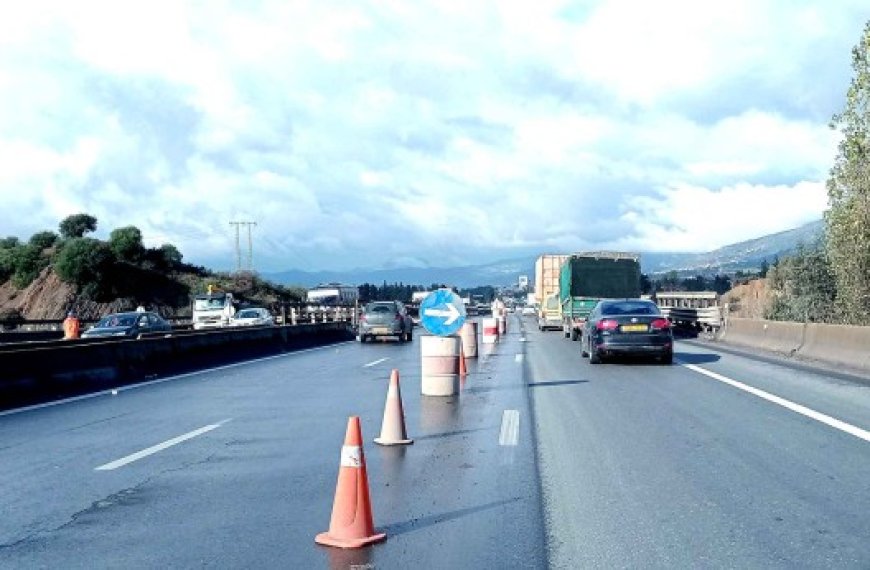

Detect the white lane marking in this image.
[364,357,389,368]
[0,342,354,418]
[499,410,520,446]
[519,337,527,342]
[95,419,232,471]
[682,363,870,444]
[515,354,524,363]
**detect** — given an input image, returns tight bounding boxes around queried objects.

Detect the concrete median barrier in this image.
[719,318,805,355]
[798,322,870,372]
[0,323,353,411]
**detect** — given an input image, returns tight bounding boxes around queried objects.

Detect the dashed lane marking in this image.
[499,410,520,446]
[95,419,232,471]
[363,357,389,368]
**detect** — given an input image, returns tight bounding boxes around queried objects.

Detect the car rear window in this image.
[601,302,660,316]
[366,304,394,313]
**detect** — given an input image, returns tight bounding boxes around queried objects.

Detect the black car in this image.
[81,311,172,339]
[581,299,673,364]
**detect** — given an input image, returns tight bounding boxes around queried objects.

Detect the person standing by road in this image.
[63,310,81,340]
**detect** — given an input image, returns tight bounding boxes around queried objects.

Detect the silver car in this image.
[358,301,413,343]
[231,308,274,327]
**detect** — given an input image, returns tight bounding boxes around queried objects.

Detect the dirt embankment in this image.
[721,278,769,319]
[0,269,142,320]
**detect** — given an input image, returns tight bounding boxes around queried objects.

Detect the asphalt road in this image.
[0,321,545,569]
[2,315,869,568]
[525,319,870,569]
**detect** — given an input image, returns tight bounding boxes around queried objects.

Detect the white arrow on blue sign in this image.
[420,289,467,336]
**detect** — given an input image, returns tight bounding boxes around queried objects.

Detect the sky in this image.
[0,1,867,272]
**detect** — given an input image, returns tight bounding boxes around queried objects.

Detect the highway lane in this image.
[0,324,545,568]
[526,318,870,569]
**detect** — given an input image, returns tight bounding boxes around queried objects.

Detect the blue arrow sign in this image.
[420,289,467,336]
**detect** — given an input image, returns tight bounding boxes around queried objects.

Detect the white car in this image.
[231,308,274,327]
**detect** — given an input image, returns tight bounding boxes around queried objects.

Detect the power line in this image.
[229,221,257,272]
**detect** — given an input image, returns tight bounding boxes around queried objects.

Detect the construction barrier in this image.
[798,322,870,372]
[459,321,478,358]
[420,335,460,396]
[481,318,498,344]
[718,318,870,373]
[0,323,353,411]
[719,318,804,355]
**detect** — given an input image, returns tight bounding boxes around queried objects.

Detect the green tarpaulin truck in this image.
[560,252,642,340]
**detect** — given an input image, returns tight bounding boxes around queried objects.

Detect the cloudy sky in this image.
[0,1,866,272]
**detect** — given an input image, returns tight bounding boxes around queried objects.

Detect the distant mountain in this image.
[641,219,825,276]
[264,220,826,287]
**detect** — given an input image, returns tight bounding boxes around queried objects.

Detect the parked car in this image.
[581,299,673,364]
[231,308,274,327]
[81,311,172,339]
[358,301,413,343]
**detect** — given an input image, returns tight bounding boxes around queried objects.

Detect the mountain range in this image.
[264,219,825,288]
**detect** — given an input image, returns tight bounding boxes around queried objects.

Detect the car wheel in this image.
[407,330,413,342]
[570,329,579,341]
[589,350,601,364]
[397,332,405,343]
[359,335,366,343]
[660,352,673,365]
[581,347,589,358]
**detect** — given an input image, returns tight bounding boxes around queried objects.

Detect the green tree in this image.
[159,243,183,267]
[759,259,770,278]
[9,244,48,289]
[0,236,20,249]
[29,230,59,250]
[54,238,117,300]
[108,225,145,262]
[59,213,98,239]
[765,243,836,322]
[826,20,870,325]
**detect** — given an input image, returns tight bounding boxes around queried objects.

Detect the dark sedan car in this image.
[581,299,673,364]
[81,311,172,339]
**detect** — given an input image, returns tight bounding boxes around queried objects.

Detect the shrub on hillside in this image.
[54,238,117,300]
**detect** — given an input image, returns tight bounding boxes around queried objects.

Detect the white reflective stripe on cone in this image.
[341,445,362,468]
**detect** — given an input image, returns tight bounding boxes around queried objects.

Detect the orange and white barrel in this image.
[420,335,461,396]
[460,321,478,358]
[482,318,498,344]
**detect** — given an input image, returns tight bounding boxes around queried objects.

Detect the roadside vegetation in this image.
[0,214,305,318]
[765,21,870,326]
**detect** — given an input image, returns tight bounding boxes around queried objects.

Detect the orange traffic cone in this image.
[459,345,468,377]
[315,417,387,549]
[374,370,413,446]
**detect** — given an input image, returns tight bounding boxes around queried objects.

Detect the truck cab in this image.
[192,292,236,330]
[538,293,562,331]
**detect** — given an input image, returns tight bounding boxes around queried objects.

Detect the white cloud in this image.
[0,0,864,272]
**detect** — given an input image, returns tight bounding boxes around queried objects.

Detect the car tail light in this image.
[651,318,670,330]
[360,314,366,323]
[596,319,619,331]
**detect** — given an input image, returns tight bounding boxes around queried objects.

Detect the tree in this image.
[29,230,59,250]
[159,243,183,267]
[9,245,47,289]
[0,236,20,249]
[826,20,870,325]
[108,225,145,262]
[759,259,770,278]
[59,213,98,239]
[765,243,836,323]
[54,238,117,300]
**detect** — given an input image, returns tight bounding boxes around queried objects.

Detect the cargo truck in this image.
[560,252,642,340]
[535,254,569,331]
